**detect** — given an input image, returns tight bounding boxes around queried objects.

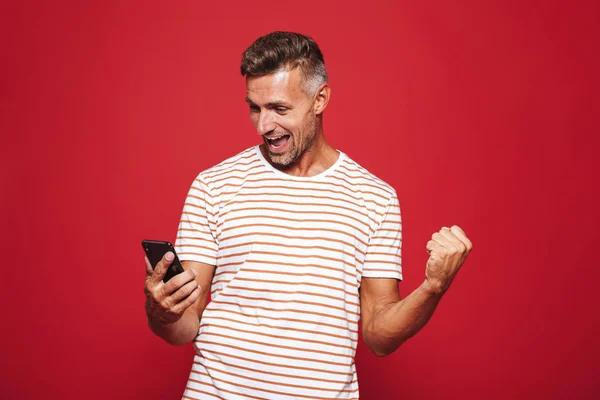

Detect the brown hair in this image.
[240,31,328,93]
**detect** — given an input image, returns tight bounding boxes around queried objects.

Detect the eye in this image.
[249,105,260,113]
[275,107,287,114]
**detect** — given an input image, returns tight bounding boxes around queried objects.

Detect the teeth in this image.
[267,135,287,141]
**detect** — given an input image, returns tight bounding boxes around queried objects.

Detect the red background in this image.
[2,1,599,399]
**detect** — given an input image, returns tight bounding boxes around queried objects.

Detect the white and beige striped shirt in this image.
[175,145,402,399]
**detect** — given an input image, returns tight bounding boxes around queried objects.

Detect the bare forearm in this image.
[365,279,444,356]
[148,309,199,346]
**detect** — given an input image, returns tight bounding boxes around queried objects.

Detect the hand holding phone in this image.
[142,240,201,326]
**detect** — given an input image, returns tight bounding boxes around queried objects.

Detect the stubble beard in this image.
[267,118,317,167]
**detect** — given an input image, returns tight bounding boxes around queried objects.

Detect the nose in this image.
[256,110,276,136]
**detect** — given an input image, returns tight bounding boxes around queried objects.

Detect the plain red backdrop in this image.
[2,0,599,399]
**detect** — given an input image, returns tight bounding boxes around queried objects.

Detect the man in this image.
[144,31,472,399]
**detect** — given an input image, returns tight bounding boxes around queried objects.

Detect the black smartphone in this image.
[141,240,185,283]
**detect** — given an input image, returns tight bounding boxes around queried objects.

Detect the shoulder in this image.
[196,146,260,185]
[335,151,397,201]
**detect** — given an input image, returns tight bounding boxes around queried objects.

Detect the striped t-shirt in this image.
[174,145,402,400]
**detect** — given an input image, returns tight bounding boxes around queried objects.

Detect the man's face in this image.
[245,68,318,166]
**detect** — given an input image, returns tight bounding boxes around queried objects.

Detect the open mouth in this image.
[265,134,291,152]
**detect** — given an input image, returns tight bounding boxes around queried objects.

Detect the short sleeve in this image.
[361,193,402,280]
[174,175,218,266]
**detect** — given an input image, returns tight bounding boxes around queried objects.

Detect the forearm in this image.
[148,308,200,346]
[364,279,444,356]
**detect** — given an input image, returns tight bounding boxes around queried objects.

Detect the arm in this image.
[360,277,443,357]
[360,225,472,357]
[146,173,219,345]
[144,255,215,346]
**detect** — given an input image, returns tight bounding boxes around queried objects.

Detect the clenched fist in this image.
[425,225,472,294]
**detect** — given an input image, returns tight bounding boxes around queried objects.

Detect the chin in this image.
[268,153,294,166]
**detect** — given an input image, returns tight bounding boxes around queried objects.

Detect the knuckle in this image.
[173,300,189,314]
[162,281,174,294]
[150,290,161,303]
[172,300,184,312]
[160,298,172,310]
[174,288,187,301]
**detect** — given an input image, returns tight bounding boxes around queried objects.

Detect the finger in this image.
[163,269,197,296]
[426,240,442,256]
[450,225,466,237]
[450,225,473,251]
[149,251,174,285]
[438,229,465,251]
[431,231,453,248]
[171,286,201,315]
[426,240,435,254]
[170,280,200,304]
[144,256,153,276]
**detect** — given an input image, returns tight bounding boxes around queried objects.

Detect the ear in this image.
[313,83,331,116]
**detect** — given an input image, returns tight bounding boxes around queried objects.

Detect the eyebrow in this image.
[245,97,291,108]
